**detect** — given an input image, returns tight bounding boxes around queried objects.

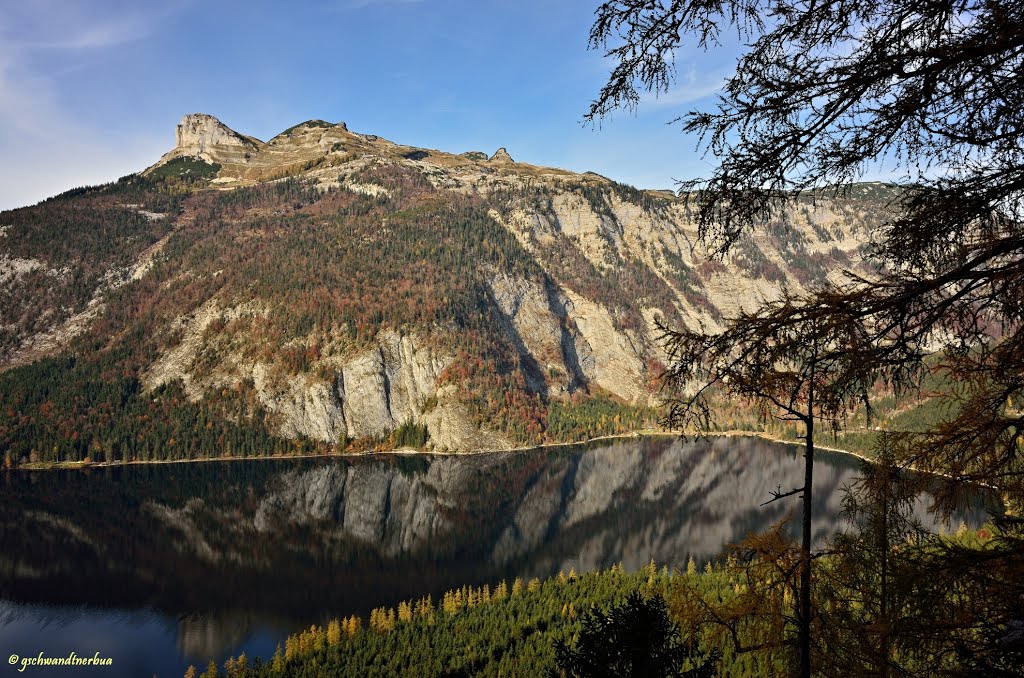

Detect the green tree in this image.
[553,591,716,678]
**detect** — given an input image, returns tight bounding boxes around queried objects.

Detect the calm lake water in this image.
[0,435,988,678]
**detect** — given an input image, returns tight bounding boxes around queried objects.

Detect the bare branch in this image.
[761,484,806,507]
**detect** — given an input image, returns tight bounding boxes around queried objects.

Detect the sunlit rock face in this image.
[153,113,263,168]
[176,113,260,161]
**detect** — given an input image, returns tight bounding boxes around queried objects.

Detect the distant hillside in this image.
[0,114,899,465]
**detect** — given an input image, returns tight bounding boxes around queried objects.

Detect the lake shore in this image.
[5,428,874,472]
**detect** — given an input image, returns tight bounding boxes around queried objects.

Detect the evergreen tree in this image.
[553,591,716,678]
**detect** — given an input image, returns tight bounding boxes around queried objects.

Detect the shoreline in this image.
[4,429,676,471]
[4,428,872,472]
[6,429,991,490]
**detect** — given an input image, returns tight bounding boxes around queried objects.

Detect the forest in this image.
[189,509,1008,677]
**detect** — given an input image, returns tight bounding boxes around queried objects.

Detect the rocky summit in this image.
[0,114,895,461]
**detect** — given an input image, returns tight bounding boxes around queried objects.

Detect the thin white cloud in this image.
[639,64,729,108]
[16,16,151,50]
[4,0,158,49]
[0,2,178,210]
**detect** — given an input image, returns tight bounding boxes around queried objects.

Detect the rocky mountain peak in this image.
[175,113,259,158]
[490,147,514,163]
[144,113,265,175]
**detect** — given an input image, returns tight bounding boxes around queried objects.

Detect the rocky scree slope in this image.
[0,114,894,460]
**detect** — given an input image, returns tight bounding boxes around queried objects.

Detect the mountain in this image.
[0,114,895,463]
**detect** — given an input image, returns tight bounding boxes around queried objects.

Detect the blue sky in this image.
[0,0,740,210]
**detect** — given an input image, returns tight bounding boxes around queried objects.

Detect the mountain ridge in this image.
[147,112,604,190]
[0,114,895,463]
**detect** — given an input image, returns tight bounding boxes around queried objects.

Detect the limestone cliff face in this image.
[337,332,444,438]
[486,271,594,397]
[145,318,470,447]
[490,147,514,163]
[154,113,261,168]
[146,115,360,182]
[177,114,258,156]
[252,331,448,443]
[560,289,649,403]
[485,271,650,403]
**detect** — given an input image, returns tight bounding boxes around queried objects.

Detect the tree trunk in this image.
[798,414,814,678]
[879,469,890,678]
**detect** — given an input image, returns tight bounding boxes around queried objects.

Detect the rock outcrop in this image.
[487,271,593,396]
[146,319,460,445]
[156,113,261,167]
[490,147,514,162]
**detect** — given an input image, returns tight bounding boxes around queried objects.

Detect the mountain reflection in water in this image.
[0,435,988,677]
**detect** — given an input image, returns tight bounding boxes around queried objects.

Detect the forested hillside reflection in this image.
[0,436,984,666]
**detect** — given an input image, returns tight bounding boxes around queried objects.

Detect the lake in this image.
[0,435,988,678]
